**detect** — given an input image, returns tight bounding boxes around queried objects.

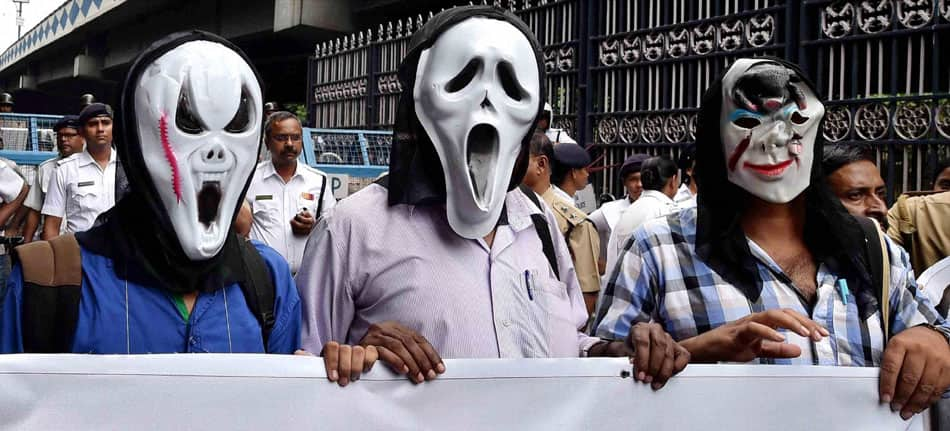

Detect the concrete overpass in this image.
[0,0,457,115]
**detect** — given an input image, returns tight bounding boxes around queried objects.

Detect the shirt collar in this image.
[640,189,674,203]
[503,189,541,233]
[263,160,302,181]
[77,147,116,167]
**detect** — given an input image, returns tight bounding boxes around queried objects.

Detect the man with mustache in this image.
[246,111,335,274]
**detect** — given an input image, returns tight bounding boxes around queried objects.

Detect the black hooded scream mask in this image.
[693,57,879,317]
[386,6,546,239]
[77,31,264,294]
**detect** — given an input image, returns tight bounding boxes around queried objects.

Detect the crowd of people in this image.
[0,5,948,426]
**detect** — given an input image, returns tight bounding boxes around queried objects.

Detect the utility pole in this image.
[12,0,29,39]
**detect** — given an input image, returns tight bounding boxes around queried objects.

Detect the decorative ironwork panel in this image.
[802,0,950,198]
[306,0,948,200]
[590,0,788,195]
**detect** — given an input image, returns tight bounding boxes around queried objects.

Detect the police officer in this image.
[523,134,601,316]
[0,93,13,113]
[246,111,335,274]
[21,116,85,242]
[42,103,118,238]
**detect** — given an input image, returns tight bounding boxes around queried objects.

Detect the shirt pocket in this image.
[252,199,282,224]
[528,272,580,354]
[69,186,99,213]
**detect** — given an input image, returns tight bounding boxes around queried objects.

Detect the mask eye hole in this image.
[224,86,252,133]
[733,117,761,129]
[175,84,204,135]
[446,59,481,93]
[790,111,809,125]
[497,61,526,102]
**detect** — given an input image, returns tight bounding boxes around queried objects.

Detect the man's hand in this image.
[290,210,315,236]
[310,342,379,387]
[878,325,950,420]
[359,321,445,384]
[679,308,828,363]
[587,322,690,390]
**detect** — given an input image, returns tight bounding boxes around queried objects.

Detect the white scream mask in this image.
[414,17,540,239]
[719,58,824,203]
[134,40,262,260]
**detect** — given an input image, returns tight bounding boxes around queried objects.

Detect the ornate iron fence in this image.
[307,0,950,199]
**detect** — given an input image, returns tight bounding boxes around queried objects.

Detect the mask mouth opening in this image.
[197,179,223,230]
[466,124,499,209]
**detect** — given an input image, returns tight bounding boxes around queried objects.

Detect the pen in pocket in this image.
[837,279,849,305]
[524,270,534,301]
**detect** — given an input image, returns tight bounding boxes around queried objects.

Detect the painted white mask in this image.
[414,17,540,239]
[720,58,824,203]
[133,40,262,260]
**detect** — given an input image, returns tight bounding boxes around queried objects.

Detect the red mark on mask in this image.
[159,113,182,203]
[728,135,751,171]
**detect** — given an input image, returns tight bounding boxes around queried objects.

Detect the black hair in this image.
[550,159,571,187]
[640,156,678,191]
[263,111,301,140]
[934,159,950,183]
[821,143,874,177]
[528,131,552,157]
[677,145,696,186]
[694,57,873,310]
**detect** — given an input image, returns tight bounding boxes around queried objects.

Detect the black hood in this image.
[386,6,545,206]
[77,30,263,294]
[693,57,875,313]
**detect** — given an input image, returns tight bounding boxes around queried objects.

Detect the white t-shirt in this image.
[605,190,679,278]
[24,157,58,211]
[42,149,118,233]
[246,161,336,273]
[917,256,950,318]
[0,159,24,204]
[545,128,577,145]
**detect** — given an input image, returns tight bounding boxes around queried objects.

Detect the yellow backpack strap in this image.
[13,233,83,352]
[869,219,892,341]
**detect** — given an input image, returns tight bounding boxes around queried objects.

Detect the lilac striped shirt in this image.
[295,184,600,358]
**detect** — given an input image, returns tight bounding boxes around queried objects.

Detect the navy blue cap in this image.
[78,102,113,125]
[54,115,81,132]
[619,153,649,179]
[551,142,591,168]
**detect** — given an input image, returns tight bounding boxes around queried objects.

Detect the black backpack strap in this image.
[519,184,544,211]
[15,234,83,353]
[519,185,561,280]
[316,173,328,217]
[236,238,276,351]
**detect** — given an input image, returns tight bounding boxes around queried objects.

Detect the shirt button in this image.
[502,320,511,327]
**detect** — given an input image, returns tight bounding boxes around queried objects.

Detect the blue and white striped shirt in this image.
[593,206,950,367]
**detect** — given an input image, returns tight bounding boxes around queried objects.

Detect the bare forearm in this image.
[42,216,62,240]
[22,210,40,243]
[0,185,27,227]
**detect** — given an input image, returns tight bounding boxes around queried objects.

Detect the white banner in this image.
[0,355,927,431]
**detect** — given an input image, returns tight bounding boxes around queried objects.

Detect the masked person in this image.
[297,6,688,389]
[21,116,85,243]
[1,31,304,355]
[593,58,950,421]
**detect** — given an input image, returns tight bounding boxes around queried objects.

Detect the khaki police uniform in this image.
[542,187,600,294]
